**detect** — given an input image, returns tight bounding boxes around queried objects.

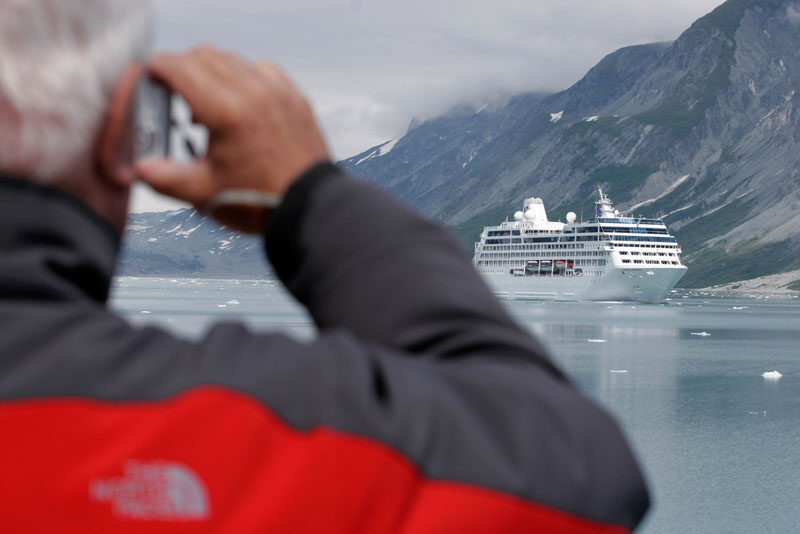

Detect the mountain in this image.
[117,209,271,278]
[118,0,800,287]
[340,0,800,288]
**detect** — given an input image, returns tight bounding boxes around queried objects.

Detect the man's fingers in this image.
[135,158,214,207]
[146,51,233,128]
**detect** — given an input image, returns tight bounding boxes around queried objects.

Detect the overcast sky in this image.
[131,0,725,212]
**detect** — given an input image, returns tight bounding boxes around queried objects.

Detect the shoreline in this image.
[695,269,800,299]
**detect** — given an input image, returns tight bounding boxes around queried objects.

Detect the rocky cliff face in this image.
[341,0,800,287]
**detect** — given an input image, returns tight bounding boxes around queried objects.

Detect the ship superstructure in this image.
[472,189,687,302]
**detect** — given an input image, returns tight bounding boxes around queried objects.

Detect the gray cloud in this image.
[133,0,725,212]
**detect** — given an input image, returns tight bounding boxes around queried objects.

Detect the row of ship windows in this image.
[595,218,663,225]
[486,224,667,237]
[482,243,678,252]
[620,251,678,257]
[621,260,680,265]
[477,259,608,267]
[479,270,605,276]
[484,235,676,245]
[480,251,607,259]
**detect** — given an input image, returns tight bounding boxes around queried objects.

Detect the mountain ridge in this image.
[339,0,800,288]
[119,0,800,288]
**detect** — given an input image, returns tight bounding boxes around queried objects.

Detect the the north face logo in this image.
[90,460,210,520]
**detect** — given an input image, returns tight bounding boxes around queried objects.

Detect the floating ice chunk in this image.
[690,331,711,336]
[587,339,607,343]
[585,115,599,122]
[217,304,227,308]
[140,311,151,314]
[610,369,629,373]
[732,306,748,310]
[550,111,563,123]
[226,299,240,305]
[762,370,782,380]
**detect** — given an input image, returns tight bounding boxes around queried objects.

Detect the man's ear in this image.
[95,63,142,187]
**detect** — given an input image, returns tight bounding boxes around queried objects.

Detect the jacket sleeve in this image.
[266,163,558,371]
[260,162,650,530]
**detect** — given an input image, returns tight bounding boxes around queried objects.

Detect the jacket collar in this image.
[0,175,120,303]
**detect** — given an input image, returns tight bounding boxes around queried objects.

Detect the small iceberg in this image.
[226,299,240,305]
[690,331,711,336]
[732,306,748,310]
[140,310,151,314]
[762,370,783,380]
[610,369,629,374]
[217,304,228,308]
[587,339,607,343]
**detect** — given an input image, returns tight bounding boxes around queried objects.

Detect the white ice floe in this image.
[550,111,563,123]
[585,115,599,122]
[762,370,783,380]
[147,237,158,243]
[226,299,240,305]
[587,339,607,343]
[140,311,151,314]
[732,306,748,310]
[610,369,629,373]
[690,331,711,336]
[217,304,227,308]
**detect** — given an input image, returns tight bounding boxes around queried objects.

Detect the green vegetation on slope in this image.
[582,164,658,204]
[679,239,796,288]
[674,195,756,255]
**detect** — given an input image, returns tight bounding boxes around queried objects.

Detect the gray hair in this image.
[0,0,151,180]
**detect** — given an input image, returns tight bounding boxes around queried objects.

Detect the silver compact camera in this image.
[134,76,207,161]
[133,76,171,160]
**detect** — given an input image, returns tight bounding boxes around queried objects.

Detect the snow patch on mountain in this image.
[355,137,400,165]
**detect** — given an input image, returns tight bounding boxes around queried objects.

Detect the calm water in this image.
[110,278,800,534]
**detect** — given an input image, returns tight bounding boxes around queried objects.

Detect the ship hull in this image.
[479,266,687,303]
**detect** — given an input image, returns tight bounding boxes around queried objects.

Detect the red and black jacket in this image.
[0,164,649,532]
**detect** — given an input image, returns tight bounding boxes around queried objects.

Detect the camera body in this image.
[134,76,207,161]
[133,76,171,160]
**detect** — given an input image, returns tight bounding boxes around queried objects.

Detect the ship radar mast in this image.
[594,187,620,219]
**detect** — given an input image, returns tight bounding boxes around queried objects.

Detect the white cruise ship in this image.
[472,189,687,302]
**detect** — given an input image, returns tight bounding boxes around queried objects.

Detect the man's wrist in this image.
[264,160,341,280]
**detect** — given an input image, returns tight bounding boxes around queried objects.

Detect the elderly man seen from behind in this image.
[0,1,649,532]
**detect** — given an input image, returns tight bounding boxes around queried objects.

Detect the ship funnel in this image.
[522,197,550,222]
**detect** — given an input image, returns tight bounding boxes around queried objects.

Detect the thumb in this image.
[134,158,214,207]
